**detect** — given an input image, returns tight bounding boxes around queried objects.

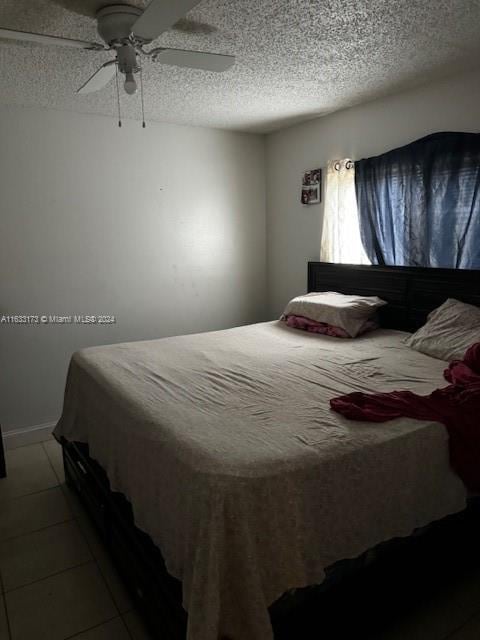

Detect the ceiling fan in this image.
[0,0,235,97]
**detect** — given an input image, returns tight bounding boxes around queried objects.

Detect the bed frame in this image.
[61,262,480,639]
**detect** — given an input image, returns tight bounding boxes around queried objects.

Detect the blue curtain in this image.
[355,132,480,268]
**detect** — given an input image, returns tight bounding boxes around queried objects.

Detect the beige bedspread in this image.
[54,322,467,640]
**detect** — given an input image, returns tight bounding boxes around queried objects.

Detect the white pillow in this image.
[405,298,480,362]
[282,291,387,337]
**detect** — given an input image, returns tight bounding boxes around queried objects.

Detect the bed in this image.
[55,262,480,640]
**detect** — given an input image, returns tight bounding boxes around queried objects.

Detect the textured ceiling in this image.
[0,0,480,132]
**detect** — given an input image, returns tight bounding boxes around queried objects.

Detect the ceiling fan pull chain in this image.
[140,66,146,129]
[115,63,122,128]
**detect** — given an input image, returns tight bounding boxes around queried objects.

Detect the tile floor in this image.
[0,438,153,640]
[1,438,480,640]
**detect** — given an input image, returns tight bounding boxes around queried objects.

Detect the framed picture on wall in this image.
[301,168,321,205]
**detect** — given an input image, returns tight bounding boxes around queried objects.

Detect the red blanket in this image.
[331,343,480,491]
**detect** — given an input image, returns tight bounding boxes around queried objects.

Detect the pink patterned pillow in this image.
[283,314,378,338]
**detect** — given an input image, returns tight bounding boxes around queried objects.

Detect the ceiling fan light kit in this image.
[0,0,235,128]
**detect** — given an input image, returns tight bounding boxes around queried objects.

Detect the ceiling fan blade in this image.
[152,48,235,72]
[77,61,116,94]
[132,0,203,42]
[0,26,106,50]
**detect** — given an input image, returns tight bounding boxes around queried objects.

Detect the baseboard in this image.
[3,421,57,450]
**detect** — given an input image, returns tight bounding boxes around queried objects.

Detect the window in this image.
[320,159,370,265]
[355,132,480,268]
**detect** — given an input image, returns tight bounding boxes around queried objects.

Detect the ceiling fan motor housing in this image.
[96,4,142,46]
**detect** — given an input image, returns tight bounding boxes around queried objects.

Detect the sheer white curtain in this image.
[320,159,370,264]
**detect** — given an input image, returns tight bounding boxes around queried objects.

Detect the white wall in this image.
[266,67,480,317]
[0,106,266,432]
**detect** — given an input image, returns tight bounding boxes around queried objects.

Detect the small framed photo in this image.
[301,168,321,205]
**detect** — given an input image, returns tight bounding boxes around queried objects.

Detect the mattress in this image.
[54,321,467,640]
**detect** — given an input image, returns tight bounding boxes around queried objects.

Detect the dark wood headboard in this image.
[308,262,480,332]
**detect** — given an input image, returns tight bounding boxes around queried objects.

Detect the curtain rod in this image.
[334,160,355,171]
